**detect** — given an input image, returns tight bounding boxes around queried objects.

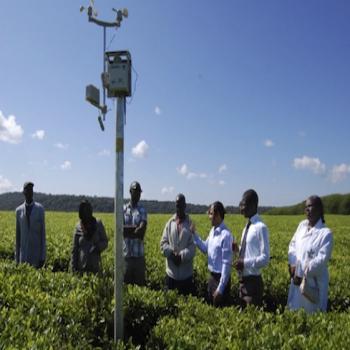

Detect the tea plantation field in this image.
[0,211,349,349]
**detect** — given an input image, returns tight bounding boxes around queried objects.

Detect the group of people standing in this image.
[15,181,109,274]
[120,181,334,313]
[160,189,270,308]
[15,181,333,314]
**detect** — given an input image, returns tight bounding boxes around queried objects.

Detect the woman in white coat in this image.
[287,195,333,313]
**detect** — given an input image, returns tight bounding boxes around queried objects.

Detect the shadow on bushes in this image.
[122,286,180,348]
[0,250,14,260]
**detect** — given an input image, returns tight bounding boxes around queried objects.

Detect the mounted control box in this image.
[105,51,132,97]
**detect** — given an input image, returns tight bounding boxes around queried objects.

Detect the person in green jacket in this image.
[71,200,108,274]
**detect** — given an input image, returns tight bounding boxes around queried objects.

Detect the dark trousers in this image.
[239,275,263,307]
[207,272,231,307]
[124,256,146,286]
[165,275,194,296]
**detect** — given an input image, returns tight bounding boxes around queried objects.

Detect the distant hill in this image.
[266,193,350,215]
[0,192,211,214]
[0,192,273,214]
[2,192,348,214]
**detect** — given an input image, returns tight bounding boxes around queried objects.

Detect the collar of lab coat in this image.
[304,218,324,237]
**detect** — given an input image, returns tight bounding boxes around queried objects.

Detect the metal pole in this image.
[102,27,106,120]
[114,96,125,341]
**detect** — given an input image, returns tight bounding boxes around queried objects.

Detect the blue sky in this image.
[1,0,349,206]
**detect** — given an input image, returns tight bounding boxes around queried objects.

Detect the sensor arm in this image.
[88,15,121,28]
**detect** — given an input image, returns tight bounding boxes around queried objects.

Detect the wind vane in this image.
[81,0,129,131]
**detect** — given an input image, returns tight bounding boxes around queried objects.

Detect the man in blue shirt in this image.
[123,181,147,285]
[192,201,234,306]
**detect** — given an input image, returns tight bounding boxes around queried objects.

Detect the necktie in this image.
[239,220,251,259]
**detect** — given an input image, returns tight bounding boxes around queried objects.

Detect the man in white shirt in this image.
[234,189,270,307]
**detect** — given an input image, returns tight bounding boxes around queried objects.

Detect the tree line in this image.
[1,191,349,214]
[266,193,350,215]
[0,192,273,214]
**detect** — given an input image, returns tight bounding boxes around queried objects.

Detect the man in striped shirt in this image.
[123,181,147,285]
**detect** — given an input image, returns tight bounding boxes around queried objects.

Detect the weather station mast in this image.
[81,0,130,342]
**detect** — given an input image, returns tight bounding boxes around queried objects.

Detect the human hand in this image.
[293,275,302,286]
[234,258,244,271]
[89,245,97,254]
[173,252,181,266]
[288,265,296,279]
[213,289,223,306]
[190,222,196,234]
[170,251,181,266]
[134,226,141,238]
[123,225,136,238]
[232,241,239,253]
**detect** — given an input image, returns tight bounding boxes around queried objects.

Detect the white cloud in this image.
[330,163,350,183]
[177,164,189,176]
[98,149,111,156]
[154,106,162,116]
[54,142,69,150]
[293,156,326,175]
[0,111,24,144]
[219,180,226,186]
[31,130,45,140]
[264,139,275,147]
[60,160,72,170]
[177,164,208,181]
[161,186,175,195]
[218,164,227,173]
[132,140,149,158]
[187,172,198,180]
[0,175,13,193]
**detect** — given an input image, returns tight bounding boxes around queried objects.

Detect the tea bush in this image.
[0,211,349,348]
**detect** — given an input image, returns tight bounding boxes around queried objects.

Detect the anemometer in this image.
[81,0,131,131]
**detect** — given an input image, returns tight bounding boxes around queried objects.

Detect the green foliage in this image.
[0,261,113,349]
[0,211,349,348]
[267,193,350,215]
[124,286,180,347]
[148,301,350,349]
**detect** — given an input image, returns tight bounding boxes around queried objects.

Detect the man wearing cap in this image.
[15,182,46,268]
[123,181,147,285]
[160,194,196,295]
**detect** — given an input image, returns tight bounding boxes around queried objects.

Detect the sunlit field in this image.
[0,211,349,349]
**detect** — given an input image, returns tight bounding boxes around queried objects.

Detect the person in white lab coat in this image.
[287,195,333,313]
